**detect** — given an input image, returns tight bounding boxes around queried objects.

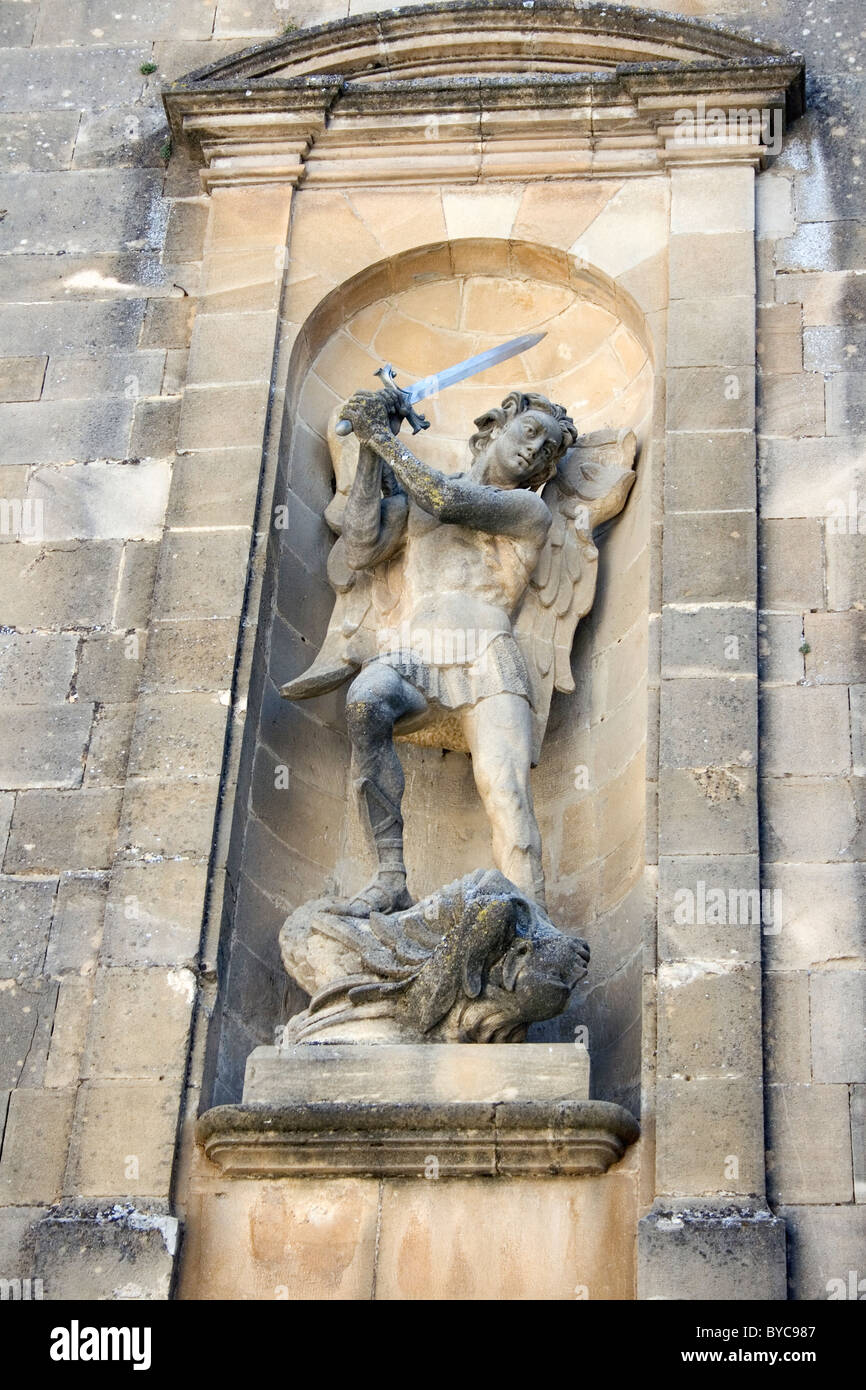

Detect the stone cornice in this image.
[163,3,805,189]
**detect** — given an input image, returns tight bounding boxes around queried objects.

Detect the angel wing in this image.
[279,408,406,700]
[514,428,637,763]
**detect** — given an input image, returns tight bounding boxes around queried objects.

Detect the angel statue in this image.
[277,358,636,1043]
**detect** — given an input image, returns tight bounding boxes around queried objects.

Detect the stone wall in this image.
[0,0,863,1300]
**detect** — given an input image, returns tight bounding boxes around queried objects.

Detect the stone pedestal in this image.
[197,1042,638,1179]
[638,1200,787,1301]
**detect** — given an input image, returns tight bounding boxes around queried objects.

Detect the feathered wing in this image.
[280,408,405,699]
[514,428,638,763]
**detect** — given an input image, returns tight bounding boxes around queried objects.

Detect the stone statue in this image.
[279,370,636,1043]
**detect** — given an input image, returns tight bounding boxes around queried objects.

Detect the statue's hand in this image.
[341,390,392,444]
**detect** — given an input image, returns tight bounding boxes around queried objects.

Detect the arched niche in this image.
[208,238,655,1113]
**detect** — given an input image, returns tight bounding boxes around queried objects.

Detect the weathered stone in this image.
[152,529,251,620]
[763,863,866,970]
[758,518,824,611]
[102,858,208,966]
[810,971,866,1083]
[664,431,755,513]
[759,436,864,519]
[32,1206,180,1301]
[758,372,825,437]
[127,692,229,781]
[119,777,220,859]
[767,1084,854,1205]
[0,47,152,113]
[0,704,94,790]
[67,1080,181,1197]
[165,449,260,528]
[4,789,122,873]
[658,766,759,857]
[139,297,196,350]
[72,106,171,170]
[0,112,78,173]
[42,351,165,402]
[0,632,77,704]
[660,679,756,770]
[45,977,93,1090]
[667,296,754,369]
[658,960,762,1078]
[658,854,762,962]
[757,303,802,375]
[84,703,137,788]
[84,968,195,1081]
[761,685,851,776]
[0,170,164,256]
[178,383,268,451]
[762,776,860,862]
[655,1078,766,1197]
[763,972,812,1084]
[669,232,754,302]
[28,460,170,539]
[45,874,108,977]
[0,356,46,403]
[804,325,866,373]
[662,606,756,677]
[780,1205,866,1301]
[638,1200,786,1301]
[0,1089,75,1205]
[0,542,121,628]
[141,618,238,693]
[666,367,756,431]
[757,614,806,683]
[804,611,866,683]
[0,300,146,357]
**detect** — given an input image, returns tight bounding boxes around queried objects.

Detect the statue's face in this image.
[482,409,565,489]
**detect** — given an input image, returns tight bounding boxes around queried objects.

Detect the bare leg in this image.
[462,693,546,907]
[343,660,427,916]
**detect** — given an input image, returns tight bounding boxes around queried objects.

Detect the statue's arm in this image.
[342,443,408,571]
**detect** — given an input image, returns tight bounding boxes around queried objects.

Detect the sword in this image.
[334,331,545,437]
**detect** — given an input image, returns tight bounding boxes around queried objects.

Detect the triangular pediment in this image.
[171,1,796,88]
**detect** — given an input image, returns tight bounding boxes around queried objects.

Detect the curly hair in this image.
[469,391,578,481]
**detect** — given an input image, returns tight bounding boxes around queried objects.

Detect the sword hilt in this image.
[335,363,431,438]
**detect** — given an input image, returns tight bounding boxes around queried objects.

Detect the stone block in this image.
[67,1081,182,1199]
[776,269,866,329]
[141,619,238,693]
[140,297,196,350]
[658,960,761,1079]
[0,112,78,173]
[853,1085,866,1205]
[664,430,755,513]
[655,1078,766,1197]
[84,968,195,1082]
[162,199,209,262]
[757,303,802,376]
[0,704,94,790]
[77,632,145,705]
[666,367,755,431]
[1,398,133,467]
[0,356,46,403]
[0,542,122,628]
[208,183,292,252]
[638,1201,786,1301]
[658,854,762,963]
[755,173,794,239]
[45,875,108,977]
[761,686,850,776]
[804,325,866,373]
[84,703,137,788]
[42,352,165,402]
[667,297,754,369]
[658,766,759,857]
[761,776,859,863]
[72,105,171,169]
[0,1206,45,1282]
[780,1204,866,1301]
[0,170,163,257]
[763,972,812,1085]
[669,166,755,236]
[757,614,806,684]
[0,632,77,704]
[129,397,182,460]
[28,460,170,540]
[32,1206,179,1302]
[777,219,866,274]
[165,449,260,529]
[114,540,160,629]
[827,372,866,436]
[0,47,152,114]
[102,858,208,966]
[768,1083,855,1205]
[759,436,864,520]
[187,311,277,387]
[854,686,866,774]
[758,519,824,611]
[660,678,756,770]
[178,383,268,452]
[4,789,122,873]
[810,971,866,1083]
[762,864,866,971]
[804,611,866,683]
[35,0,218,43]
[152,529,251,620]
[119,777,220,859]
[45,978,93,1090]
[0,1089,75,1205]
[0,300,146,358]
[669,232,754,302]
[127,692,229,781]
[758,373,825,437]
[663,513,755,604]
[826,531,866,612]
[0,976,57,1085]
[662,606,756,677]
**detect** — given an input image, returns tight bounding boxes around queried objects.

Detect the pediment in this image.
[172,1,797,87]
[164,3,804,190]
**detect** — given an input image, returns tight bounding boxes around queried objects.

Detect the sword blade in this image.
[405,332,545,405]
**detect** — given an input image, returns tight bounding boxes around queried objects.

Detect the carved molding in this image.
[163,2,805,189]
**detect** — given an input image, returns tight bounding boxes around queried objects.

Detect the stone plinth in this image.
[197,1043,638,1179]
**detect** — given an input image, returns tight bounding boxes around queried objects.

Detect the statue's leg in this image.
[343,660,427,916]
[463,693,546,908]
